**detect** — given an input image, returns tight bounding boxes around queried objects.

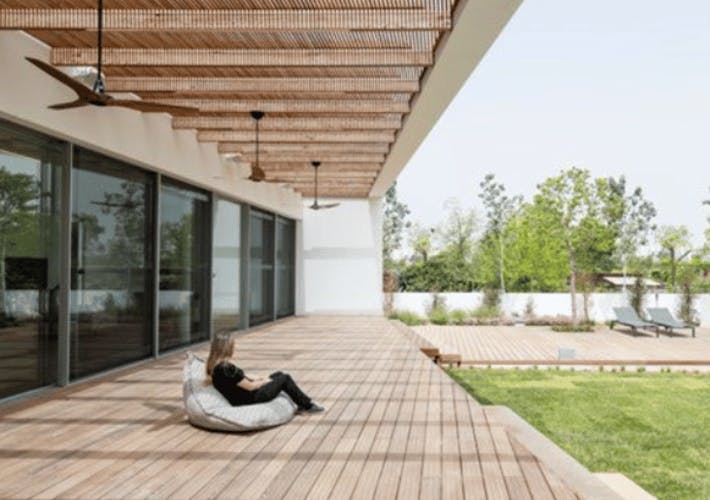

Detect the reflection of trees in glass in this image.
[161,213,194,290]
[0,166,37,318]
[100,181,146,271]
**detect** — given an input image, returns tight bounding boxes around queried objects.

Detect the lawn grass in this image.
[448,369,710,500]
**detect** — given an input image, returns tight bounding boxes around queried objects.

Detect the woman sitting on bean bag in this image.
[206,333,324,414]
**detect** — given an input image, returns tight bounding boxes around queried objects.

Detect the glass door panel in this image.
[159,180,210,351]
[70,148,154,379]
[0,120,64,398]
[212,199,240,332]
[249,210,274,326]
[276,218,295,318]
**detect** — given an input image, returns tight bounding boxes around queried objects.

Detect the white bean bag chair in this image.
[182,352,297,432]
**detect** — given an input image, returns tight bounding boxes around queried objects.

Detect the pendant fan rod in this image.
[249,111,266,181]
[312,161,320,202]
[94,0,104,94]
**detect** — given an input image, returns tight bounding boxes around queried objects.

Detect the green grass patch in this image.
[448,369,710,500]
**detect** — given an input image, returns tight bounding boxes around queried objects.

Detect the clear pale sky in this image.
[397,0,710,247]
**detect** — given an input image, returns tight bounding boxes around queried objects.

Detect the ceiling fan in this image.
[25,0,196,115]
[308,162,340,211]
[247,110,266,182]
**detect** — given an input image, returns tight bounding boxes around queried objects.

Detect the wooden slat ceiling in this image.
[0,0,457,198]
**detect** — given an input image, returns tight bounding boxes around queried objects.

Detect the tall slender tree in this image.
[478,174,522,292]
[535,168,621,325]
[382,182,410,271]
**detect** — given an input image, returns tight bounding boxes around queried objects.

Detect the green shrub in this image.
[551,322,595,333]
[389,309,425,326]
[429,307,450,325]
[482,287,501,309]
[449,309,468,325]
[471,305,502,318]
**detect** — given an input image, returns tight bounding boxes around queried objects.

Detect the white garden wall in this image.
[393,292,710,326]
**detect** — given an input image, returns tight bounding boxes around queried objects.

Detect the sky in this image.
[396,0,710,247]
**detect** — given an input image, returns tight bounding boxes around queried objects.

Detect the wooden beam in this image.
[199,130,394,143]
[229,153,386,163]
[150,99,409,114]
[259,163,383,172]
[0,9,450,31]
[267,176,377,184]
[51,48,433,67]
[149,99,408,114]
[216,142,390,153]
[108,77,419,94]
[173,116,401,131]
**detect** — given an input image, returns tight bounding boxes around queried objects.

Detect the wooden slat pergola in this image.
[0,0,458,198]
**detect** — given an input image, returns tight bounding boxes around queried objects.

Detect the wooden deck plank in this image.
[453,384,486,500]
[0,317,597,500]
[395,356,431,500]
[233,343,372,499]
[347,347,414,500]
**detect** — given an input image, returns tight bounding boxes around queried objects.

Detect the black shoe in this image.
[302,402,325,414]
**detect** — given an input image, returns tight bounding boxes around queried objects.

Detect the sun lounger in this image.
[610,307,658,336]
[646,307,696,338]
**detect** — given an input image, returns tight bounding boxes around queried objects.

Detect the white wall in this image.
[0,31,302,220]
[393,292,710,326]
[300,198,384,314]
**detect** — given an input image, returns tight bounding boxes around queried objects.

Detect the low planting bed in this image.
[448,369,710,500]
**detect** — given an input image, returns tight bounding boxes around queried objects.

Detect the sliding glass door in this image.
[70,148,154,379]
[159,180,211,351]
[0,121,64,398]
[212,198,240,332]
[276,217,296,318]
[249,209,274,325]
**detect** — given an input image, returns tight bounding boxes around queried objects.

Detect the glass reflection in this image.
[249,210,274,325]
[159,181,210,351]
[70,148,154,379]
[276,217,295,318]
[0,120,63,399]
[212,199,240,332]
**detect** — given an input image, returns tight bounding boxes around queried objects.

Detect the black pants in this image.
[253,371,312,410]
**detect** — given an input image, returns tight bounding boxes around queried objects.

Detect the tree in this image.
[535,168,620,325]
[408,222,435,263]
[438,198,477,262]
[382,182,410,271]
[656,225,692,289]
[0,167,37,317]
[478,174,522,292]
[610,177,657,289]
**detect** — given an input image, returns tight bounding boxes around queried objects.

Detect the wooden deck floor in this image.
[0,316,605,499]
[414,324,710,366]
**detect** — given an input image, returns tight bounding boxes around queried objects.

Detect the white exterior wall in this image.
[299,198,384,315]
[393,292,710,326]
[0,31,302,220]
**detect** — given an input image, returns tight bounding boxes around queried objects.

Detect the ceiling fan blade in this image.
[26,57,98,102]
[48,100,88,110]
[319,203,341,209]
[107,99,197,115]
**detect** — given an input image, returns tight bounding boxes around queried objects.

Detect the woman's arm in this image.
[237,377,271,391]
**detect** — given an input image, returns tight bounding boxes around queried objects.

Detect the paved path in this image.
[414,324,710,366]
[0,316,618,499]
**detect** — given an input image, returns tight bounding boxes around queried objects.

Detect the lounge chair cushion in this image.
[182,352,297,432]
